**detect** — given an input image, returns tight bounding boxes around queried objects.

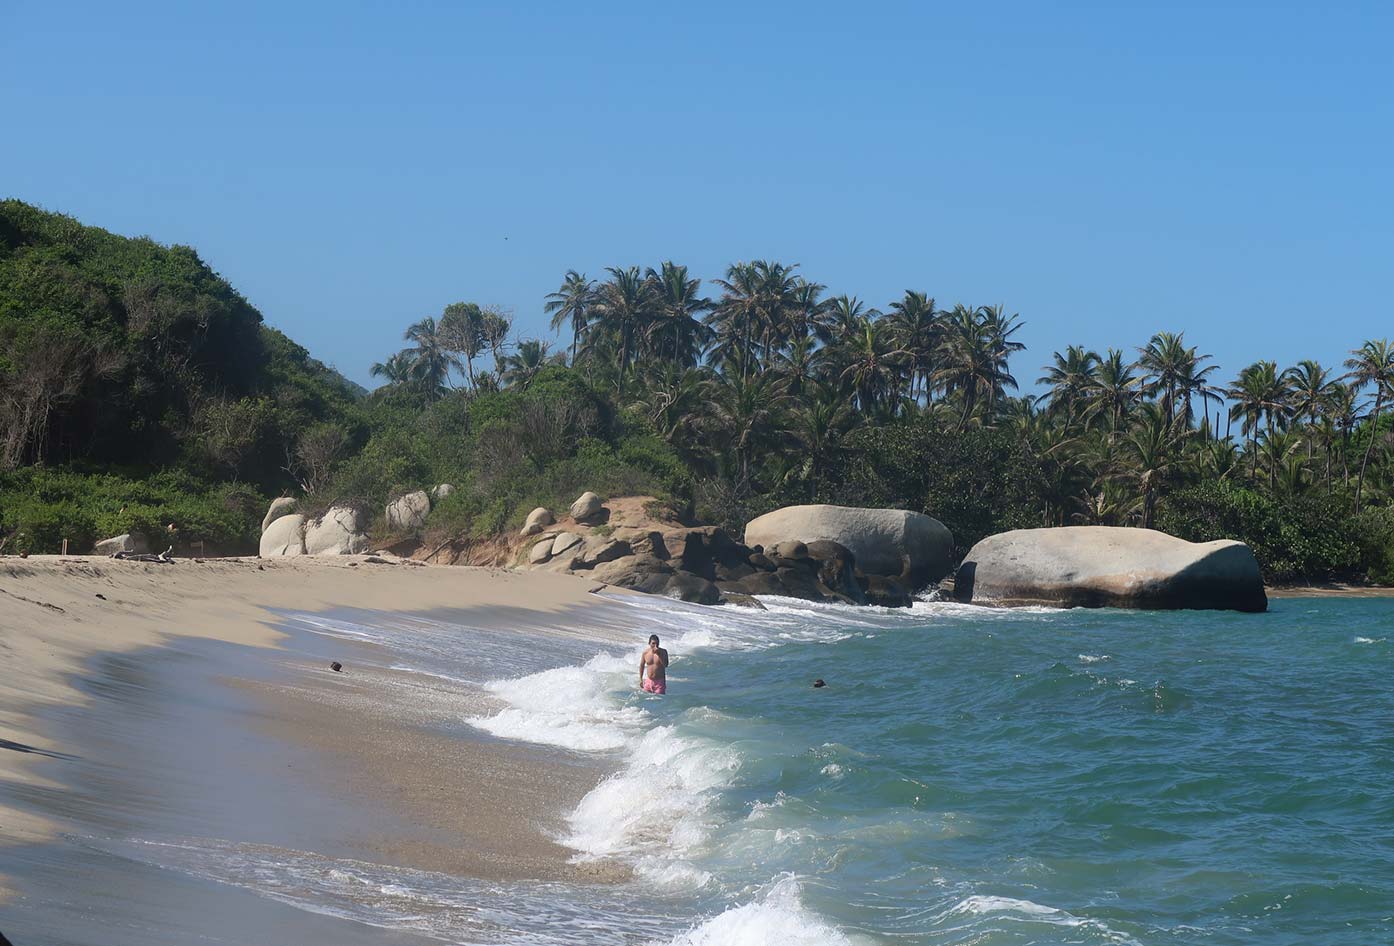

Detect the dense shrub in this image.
[0,468,265,553]
[1156,482,1362,583]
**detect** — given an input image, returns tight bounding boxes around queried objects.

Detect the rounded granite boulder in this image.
[953,526,1266,613]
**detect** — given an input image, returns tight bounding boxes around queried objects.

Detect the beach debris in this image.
[813,679,827,688]
[363,555,396,565]
[330,661,343,672]
[112,546,175,564]
[520,506,554,536]
[94,593,106,600]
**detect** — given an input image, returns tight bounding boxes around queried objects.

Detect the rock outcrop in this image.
[261,497,297,533]
[431,483,455,503]
[304,506,370,556]
[569,491,606,523]
[386,490,432,531]
[95,533,150,556]
[953,526,1267,613]
[523,516,914,609]
[744,504,953,588]
[520,507,554,537]
[259,514,308,557]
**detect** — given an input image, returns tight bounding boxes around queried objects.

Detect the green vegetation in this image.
[3,200,1393,584]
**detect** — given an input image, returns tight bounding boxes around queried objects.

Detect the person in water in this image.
[639,634,668,694]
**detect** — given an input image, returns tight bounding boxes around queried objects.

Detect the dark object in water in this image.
[812,678,827,688]
[330,661,343,673]
[1,925,15,945]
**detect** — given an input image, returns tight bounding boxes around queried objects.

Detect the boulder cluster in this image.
[256,484,454,558]
[525,498,953,608]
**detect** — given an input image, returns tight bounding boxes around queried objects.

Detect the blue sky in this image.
[3,1,1390,391]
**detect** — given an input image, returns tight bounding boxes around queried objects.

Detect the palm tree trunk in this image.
[1355,395,1383,512]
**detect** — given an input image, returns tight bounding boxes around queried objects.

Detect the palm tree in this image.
[885,291,940,404]
[793,380,855,487]
[544,271,594,364]
[501,339,555,388]
[1283,360,1334,460]
[708,261,800,378]
[645,261,711,367]
[1226,360,1291,487]
[634,363,711,446]
[1325,382,1367,488]
[934,304,1020,430]
[589,266,655,386]
[1113,403,1187,528]
[1343,338,1394,511]
[1138,332,1214,427]
[1038,346,1100,426]
[369,351,421,393]
[402,316,460,399]
[1083,348,1142,432]
[837,317,905,414]
[704,370,790,486]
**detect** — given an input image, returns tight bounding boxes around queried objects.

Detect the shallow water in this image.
[47,595,1394,945]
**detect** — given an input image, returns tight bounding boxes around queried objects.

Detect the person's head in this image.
[648,634,660,648]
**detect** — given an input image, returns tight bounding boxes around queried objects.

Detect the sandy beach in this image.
[0,554,640,941]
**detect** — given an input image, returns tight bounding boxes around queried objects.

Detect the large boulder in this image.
[431,483,455,503]
[528,538,555,564]
[569,491,606,523]
[304,506,369,556]
[386,490,431,531]
[95,533,150,556]
[744,504,953,588]
[572,538,632,570]
[260,514,308,557]
[262,497,298,533]
[953,527,1267,613]
[520,507,554,537]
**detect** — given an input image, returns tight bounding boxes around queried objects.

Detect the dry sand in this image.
[0,554,626,902]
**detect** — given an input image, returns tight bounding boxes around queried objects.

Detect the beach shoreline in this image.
[0,555,635,924]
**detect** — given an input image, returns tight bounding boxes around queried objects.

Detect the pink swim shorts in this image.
[642,677,666,694]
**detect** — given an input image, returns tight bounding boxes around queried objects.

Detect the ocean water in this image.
[128,595,1394,944]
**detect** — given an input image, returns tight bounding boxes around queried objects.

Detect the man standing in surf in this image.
[639,634,668,694]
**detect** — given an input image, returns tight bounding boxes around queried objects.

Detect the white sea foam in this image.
[1354,636,1386,644]
[661,876,854,946]
[467,654,646,752]
[1079,654,1112,664]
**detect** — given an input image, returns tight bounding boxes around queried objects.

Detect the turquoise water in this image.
[115,596,1394,944]
[534,595,1394,945]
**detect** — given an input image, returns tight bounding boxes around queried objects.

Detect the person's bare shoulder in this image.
[658,647,670,664]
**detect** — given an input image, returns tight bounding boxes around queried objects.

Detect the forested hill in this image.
[0,200,359,484]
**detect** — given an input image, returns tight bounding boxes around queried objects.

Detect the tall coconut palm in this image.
[837,317,906,414]
[885,291,940,404]
[1227,360,1292,487]
[934,304,1020,430]
[645,261,712,367]
[1038,345,1100,427]
[794,379,856,488]
[589,266,655,386]
[1082,348,1142,432]
[402,316,461,399]
[1283,360,1334,459]
[1343,338,1394,511]
[544,271,594,364]
[1324,382,1367,488]
[1138,331,1216,427]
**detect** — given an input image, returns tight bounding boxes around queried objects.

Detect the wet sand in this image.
[0,556,636,944]
[1267,583,1394,598]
